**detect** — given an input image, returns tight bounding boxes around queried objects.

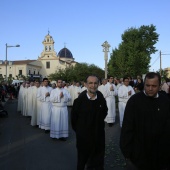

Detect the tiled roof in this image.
[0,60,37,65]
[13,60,37,64]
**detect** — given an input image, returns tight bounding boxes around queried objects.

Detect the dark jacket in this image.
[120,92,170,170]
[71,90,108,153]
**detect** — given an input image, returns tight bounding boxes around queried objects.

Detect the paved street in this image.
[0,99,126,170]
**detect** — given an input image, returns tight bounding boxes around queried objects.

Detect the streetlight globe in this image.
[5,43,20,82]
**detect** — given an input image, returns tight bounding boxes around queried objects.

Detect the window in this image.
[59,60,65,65]
[19,70,22,75]
[34,71,35,75]
[9,61,13,65]
[29,70,31,74]
[46,62,50,69]
[9,74,12,77]
[38,71,39,75]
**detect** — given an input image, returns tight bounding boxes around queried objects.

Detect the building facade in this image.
[0,33,76,82]
[164,67,170,78]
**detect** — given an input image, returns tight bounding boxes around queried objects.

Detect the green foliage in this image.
[108,24,159,77]
[7,74,13,84]
[0,74,4,83]
[48,63,105,82]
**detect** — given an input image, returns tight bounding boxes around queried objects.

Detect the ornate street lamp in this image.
[5,43,20,81]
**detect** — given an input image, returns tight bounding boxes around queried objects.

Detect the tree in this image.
[48,63,105,82]
[0,74,4,83]
[108,24,159,78]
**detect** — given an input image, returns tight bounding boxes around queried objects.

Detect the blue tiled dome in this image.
[58,48,73,58]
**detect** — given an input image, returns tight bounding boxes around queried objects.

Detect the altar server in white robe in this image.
[38,78,52,132]
[50,79,71,140]
[64,83,72,106]
[27,82,34,116]
[31,81,40,126]
[104,76,118,126]
[118,77,135,127]
[22,82,30,116]
[115,78,122,90]
[74,82,82,99]
[81,82,87,93]
[69,82,76,106]
[17,82,25,112]
[98,78,107,96]
[36,82,42,126]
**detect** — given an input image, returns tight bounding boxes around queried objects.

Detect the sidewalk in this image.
[0,99,125,170]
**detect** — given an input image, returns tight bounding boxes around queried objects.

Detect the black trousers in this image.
[126,160,169,170]
[125,160,139,170]
[1,94,5,101]
[77,148,104,170]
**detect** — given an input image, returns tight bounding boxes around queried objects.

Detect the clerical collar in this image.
[86,93,97,100]
[143,90,159,98]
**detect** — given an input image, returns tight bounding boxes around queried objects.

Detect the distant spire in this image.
[64,42,67,48]
[64,42,67,57]
[48,28,50,35]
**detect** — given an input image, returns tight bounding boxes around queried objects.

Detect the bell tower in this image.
[39,31,58,59]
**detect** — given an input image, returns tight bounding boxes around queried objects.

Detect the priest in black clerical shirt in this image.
[71,75,108,170]
[120,72,170,170]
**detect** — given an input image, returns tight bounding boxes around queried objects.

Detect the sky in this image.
[0,0,170,73]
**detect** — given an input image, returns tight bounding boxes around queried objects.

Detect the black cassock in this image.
[71,90,108,169]
[120,91,170,170]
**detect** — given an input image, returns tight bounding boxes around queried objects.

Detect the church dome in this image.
[58,47,73,58]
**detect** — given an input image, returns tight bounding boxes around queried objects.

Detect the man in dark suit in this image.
[71,75,108,170]
[120,72,170,170]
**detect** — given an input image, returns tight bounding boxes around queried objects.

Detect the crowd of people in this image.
[15,75,146,136]
[0,82,19,102]
[1,73,170,170]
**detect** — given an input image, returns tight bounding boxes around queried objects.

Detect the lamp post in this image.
[101,41,110,79]
[5,43,20,81]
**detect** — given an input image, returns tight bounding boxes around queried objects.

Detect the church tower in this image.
[39,31,58,59]
[38,32,76,79]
